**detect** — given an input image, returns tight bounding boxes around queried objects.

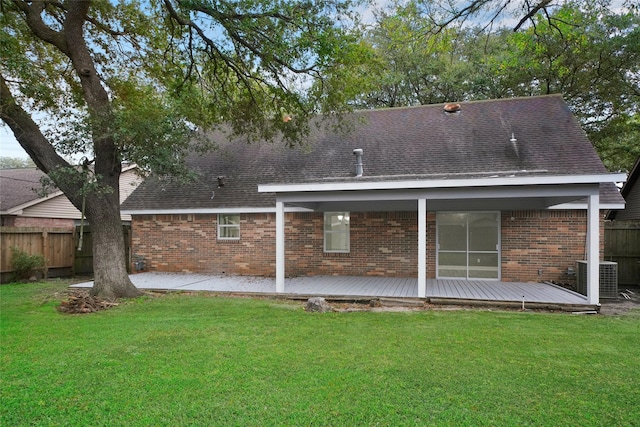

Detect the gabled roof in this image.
[607,156,640,220]
[0,168,56,213]
[122,94,624,212]
[621,156,640,200]
[1,165,141,218]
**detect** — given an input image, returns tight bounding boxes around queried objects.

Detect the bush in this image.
[11,247,46,282]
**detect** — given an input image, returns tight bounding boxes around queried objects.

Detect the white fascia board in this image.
[258,173,627,193]
[276,183,599,204]
[548,203,625,210]
[0,209,21,215]
[121,206,313,215]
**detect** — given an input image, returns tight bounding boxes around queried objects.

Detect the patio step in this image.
[378,297,424,307]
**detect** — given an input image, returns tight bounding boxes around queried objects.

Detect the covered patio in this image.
[74,272,593,308]
[261,174,618,305]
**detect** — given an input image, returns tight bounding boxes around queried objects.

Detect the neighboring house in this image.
[0,164,141,228]
[122,95,625,304]
[607,156,640,221]
[605,156,640,286]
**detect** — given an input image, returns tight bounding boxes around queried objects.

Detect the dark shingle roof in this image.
[122,95,619,211]
[607,156,640,220]
[0,168,49,211]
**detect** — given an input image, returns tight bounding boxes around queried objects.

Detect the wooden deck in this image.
[285,276,589,305]
[74,273,591,306]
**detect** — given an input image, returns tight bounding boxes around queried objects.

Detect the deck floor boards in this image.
[283,276,588,305]
[73,273,590,305]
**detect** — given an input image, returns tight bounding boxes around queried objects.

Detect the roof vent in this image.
[510,133,520,158]
[444,103,461,113]
[353,149,364,177]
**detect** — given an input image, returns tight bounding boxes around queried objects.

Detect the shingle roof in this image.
[607,156,640,220]
[122,95,621,211]
[0,168,50,212]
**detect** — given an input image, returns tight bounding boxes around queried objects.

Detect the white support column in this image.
[275,200,285,293]
[587,193,600,305]
[418,198,427,298]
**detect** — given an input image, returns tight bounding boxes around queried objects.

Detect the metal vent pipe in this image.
[353,149,363,177]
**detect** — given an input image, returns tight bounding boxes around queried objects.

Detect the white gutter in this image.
[258,173,627,193]
[121,206,314,215]
[548,202,625,210]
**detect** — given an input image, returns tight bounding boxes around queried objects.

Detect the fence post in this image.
[42,230,49,279]
[71,227,76,277]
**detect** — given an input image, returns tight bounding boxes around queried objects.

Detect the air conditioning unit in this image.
[576,261,618,299]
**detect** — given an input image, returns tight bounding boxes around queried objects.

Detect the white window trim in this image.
[217,214,240,240]
[324,212,350,253]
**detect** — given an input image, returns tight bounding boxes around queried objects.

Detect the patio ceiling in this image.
[275,182,601,212]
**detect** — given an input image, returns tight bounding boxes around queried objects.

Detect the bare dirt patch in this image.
[598,287,640,316]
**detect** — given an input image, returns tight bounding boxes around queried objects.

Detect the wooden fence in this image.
[604,221,640,286]
[73,225,131,275]
[0,227,75,282]
[0,225,131,283]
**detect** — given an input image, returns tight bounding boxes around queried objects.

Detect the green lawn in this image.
[1,281,639,426]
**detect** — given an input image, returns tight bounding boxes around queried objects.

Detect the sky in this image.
[0,126,26,159]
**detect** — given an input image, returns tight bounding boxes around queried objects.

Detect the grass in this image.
[1,280,639,426]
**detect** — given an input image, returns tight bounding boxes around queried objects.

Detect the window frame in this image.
[217,214,241,240]
[323,211,350,253]
[436,211,501,280]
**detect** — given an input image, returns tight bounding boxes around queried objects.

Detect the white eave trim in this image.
[258,173,627,193]
[548,202,625,210]
[121,206,314,215]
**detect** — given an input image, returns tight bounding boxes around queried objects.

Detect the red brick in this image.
[131,209,604,283]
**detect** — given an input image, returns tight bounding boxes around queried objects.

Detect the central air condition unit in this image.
[576,261,618,299]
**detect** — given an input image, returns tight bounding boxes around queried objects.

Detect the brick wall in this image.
[501,210,604,284]
[131,209,602,282]
[1,216,75,229]
[286,211,420,277]
[131,213,276,275]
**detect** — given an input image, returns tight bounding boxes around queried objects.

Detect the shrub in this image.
[11,247,46,282]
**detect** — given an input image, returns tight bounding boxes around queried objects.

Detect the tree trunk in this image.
[83,173,142,299]
[88,213,141,299]
[1,2,143,299]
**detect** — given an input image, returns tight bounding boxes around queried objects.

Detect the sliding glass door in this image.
[437,212,500,279]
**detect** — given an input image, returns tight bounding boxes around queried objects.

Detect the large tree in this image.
[0,0,364,298]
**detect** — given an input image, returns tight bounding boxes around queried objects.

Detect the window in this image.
[324,212,350,252]
[218,214,240,240]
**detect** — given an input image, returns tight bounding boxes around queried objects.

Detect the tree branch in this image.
[11,0,68,53]
[513,0,553,31]
[0,74,72,177]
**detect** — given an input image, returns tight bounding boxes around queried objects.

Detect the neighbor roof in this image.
[122,94,623,211]
[607,156,640,220]
[0,168,53,212]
